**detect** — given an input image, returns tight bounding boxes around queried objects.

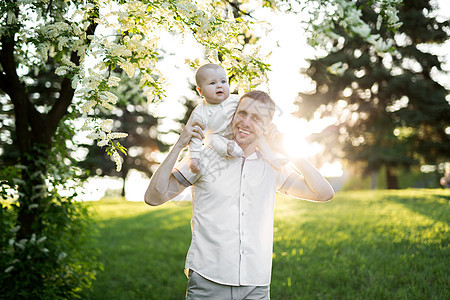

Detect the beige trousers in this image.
[186,270,270,300]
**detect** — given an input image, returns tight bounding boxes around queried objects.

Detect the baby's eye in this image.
[221,80,227,84]
[209,81,216,85]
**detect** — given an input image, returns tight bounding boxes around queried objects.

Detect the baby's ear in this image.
[196,86,202,97]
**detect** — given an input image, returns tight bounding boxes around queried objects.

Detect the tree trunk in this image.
[371,170,377,190]
[121,166,129,197]
[385,166,399,189]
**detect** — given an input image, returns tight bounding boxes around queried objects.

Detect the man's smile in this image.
[237,127,251,137]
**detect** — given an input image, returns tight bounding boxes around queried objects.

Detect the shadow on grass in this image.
[83,206,193,300]
[271,191,449,299]
[383,190,450,225]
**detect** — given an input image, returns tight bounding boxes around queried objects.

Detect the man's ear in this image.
[262,123,270,135]
[196,86,203,97]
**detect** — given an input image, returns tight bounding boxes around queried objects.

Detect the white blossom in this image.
[37,236,47,244]
[10,226,20,233]
[107,76,121,87]
[28,203,39,210]
[55,66,68,76]
[328,62,348,75]
[81,100,96,114]
[97,139,109,147]
[113,151,122,172]
[58,252,67,261]
[15,242,25,250]
[100,119,114,133]
[107,132,128,140]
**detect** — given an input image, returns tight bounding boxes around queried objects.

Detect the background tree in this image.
[295,0,449,189]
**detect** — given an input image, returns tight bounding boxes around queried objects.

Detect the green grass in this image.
[82,190,449,299]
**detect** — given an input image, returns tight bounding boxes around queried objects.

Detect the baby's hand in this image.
[189,158,201,173]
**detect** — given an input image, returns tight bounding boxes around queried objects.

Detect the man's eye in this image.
[238,111,246,117]
[252,116,261,123]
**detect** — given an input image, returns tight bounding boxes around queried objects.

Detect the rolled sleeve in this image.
[172,156,201,187]
[277,163,297,194]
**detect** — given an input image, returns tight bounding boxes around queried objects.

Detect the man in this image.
[145,91,334,299]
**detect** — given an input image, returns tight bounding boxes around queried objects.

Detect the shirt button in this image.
[243,174,246,178]
[242,193,245,197]
[241,211,245,216]
[241,250,245,254]
[241,230,245,235]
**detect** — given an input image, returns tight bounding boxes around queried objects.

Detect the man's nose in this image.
[241,115,252,126]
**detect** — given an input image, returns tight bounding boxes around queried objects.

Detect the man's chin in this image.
[235,135,256,148]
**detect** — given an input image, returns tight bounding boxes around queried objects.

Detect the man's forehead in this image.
[238,97,271,116]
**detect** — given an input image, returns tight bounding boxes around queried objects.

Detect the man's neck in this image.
[241,143,257,158]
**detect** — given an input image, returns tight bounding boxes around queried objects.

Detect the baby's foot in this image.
[189,158,201,173]
[227,141,244,157]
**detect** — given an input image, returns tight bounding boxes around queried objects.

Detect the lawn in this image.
[82,189,449,299]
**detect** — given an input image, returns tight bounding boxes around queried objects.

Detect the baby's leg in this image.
[189,137,202,173]
[227,140,244,157]
[208,133,243,157]
[189,157,201,173]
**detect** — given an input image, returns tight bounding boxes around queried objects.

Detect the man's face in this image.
[197,68,230,105]
[231,96,272,150]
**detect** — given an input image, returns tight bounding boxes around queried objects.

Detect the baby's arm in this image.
[208,134,243,157]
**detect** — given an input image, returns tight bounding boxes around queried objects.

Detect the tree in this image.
[295,0,449,189]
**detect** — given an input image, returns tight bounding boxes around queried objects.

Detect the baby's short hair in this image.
[195,64,226,86]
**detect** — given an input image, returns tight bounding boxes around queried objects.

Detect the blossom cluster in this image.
[305,0,402,53]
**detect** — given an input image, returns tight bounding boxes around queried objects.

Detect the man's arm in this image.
[259,128,334,202]
[144,119,204,206]
[282,158,335,202]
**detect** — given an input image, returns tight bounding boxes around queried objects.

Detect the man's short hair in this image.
[195,64,226,87]
[240,90,276,121]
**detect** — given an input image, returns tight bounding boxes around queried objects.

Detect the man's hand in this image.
[264,123,287,156]
[175,118,205,150]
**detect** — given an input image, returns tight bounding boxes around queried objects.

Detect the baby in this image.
[188,63,243,173]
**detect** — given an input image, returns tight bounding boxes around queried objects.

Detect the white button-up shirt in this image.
[173,147,296,286]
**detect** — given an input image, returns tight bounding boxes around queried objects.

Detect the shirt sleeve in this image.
[173,155,201,187]
[276,163,298,194]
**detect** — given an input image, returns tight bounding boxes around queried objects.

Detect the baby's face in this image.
[197,68,230,105]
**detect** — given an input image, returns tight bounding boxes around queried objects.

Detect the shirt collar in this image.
[245,150,261,160]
